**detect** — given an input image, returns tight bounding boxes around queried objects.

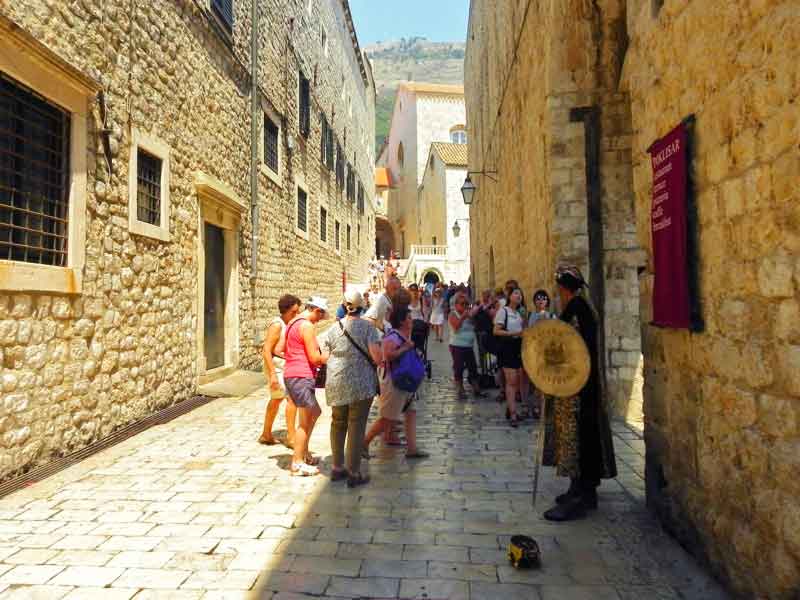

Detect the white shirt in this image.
[364,292,392,332]
[494,305,524,334]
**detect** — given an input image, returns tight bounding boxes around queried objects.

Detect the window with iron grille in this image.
[319,206,327,242]
[346,224,351,251]
[335,142,344,188]
[211,0,234,31]
[136,149,162,226]
[298,71,310,138]
[334,220,340,251]
[297,187,307,232]
[357,182,365,215]
[0,72,71,267]
[263,113,279,173]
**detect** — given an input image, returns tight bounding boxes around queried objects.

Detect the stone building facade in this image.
[414,142,470,285]
[377,82,466,256]
[465,1,799,597]
[0,0,376,480]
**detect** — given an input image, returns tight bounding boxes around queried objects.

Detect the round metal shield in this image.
[522,319,590,397]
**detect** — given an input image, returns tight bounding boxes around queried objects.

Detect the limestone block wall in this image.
[0,0,375,481]
[466,0,643,420]
[625,1,800,596]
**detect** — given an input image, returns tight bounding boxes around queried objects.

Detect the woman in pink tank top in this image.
[282,297,329,476]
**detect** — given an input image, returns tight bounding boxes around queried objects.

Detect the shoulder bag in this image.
[386,330,425,393]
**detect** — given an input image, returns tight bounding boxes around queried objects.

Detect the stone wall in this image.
[466,0,800,596]
[465,0,644,421]
[0,0,375,480]
[624,1,800,597]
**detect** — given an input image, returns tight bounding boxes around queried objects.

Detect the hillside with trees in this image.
[365,37,465,152]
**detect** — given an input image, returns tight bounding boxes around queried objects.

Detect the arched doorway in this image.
[420,268,443,294]
[375,218,395,259]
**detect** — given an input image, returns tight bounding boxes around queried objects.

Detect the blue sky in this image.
[348,0,470,46]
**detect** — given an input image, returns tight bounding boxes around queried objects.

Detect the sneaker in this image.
[291,462,319,477]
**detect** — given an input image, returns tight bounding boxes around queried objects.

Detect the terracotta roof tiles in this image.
[431,142,468,167]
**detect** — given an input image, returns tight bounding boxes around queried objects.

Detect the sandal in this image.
[361,447,371,460]
[257,435,278,445]
[304,454,320,466]
[405,450,430,459]
[346,473,370,488]
[330,468,348,482]
[291,462,319,477]
[510,416,519,428]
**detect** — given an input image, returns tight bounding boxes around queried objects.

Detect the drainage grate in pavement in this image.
[0,395,217,499]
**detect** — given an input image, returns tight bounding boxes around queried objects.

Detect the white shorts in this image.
[263,362,287,400]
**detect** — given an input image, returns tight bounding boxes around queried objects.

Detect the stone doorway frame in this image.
[194,172,246,384]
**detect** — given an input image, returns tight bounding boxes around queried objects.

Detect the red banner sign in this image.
[649,122,690,328]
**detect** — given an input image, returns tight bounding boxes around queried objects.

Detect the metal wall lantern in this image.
[452,218,470,238]
[460,170,498,205]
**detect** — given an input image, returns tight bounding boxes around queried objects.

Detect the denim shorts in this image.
[284,377,320,410]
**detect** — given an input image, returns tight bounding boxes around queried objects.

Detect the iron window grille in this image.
[211,0,234,31]
[297,187,307,232]
[357,182,365,215]
[320,206,327,242]
[335,220,340,251]
[0,72,71,267]
[298,71,310,138]
[264,114,279,173]
[136,149,162,226]
[346,224,351,251]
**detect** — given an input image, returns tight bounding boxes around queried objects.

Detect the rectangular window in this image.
[0,72,71,266]
[334,220,340,251]
[320,113,327,164]
[297,187,307,232]
[298,71,310,138]
[326,128,335,171]
[357,224,361,246]
[335,142,344,188]
[211,0,234,31]
[357,182,365,214]
[346,224,351,251]
[136,149,162,226]
[432,236,437,245]
[319,206,327,242]
[264,113,279,173]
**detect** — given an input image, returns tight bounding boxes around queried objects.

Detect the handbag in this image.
[387,330,425,393]
[338,321,380,396]
[286,318,327,388]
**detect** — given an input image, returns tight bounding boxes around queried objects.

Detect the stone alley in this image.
[0,339,728,599]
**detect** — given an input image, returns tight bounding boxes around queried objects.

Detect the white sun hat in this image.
[307,296,330,313]
[343,289,364,312]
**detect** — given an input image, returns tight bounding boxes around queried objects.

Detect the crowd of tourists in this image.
[258,266,616,522]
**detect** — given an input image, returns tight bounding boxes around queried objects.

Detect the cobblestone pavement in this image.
[0,337,729,599]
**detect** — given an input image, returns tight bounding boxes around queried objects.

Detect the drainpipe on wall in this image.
[249,0,260,281]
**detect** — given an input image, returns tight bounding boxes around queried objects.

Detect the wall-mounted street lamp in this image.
[460,170,498,205]
[452,218,470,238]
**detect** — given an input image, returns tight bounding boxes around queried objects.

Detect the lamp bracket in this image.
[467,169,498,183]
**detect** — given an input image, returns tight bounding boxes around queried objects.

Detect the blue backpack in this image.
[387,330,425,393]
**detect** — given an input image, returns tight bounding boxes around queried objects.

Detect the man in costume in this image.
[543,266,617,521]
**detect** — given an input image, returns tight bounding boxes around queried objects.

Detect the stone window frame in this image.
[294,179,310,241]
[0,21,96,295]
[319,204,328,244]
[259,99,283,187]
[128,129,171,242]
[346,223,351,251]
[298,69,311,139]
[334,219,341,255]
